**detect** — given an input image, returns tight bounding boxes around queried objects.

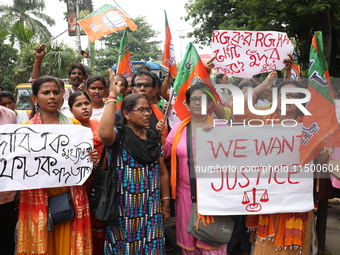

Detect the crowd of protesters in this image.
[0,42,339,255]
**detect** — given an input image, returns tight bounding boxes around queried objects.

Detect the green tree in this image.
[94,16,162,77]
[40,42,78,78]
[184,0,340,76]
[0,0,55,53]
[0,29,18,92]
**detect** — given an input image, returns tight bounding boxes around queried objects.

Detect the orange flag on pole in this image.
[77,4,138,42]
[300,31,340,165]
[162,11,177,77]
[116,29,134,78]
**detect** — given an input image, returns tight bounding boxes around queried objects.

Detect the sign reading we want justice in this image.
[195,124,314,215]
[0,124,93,191]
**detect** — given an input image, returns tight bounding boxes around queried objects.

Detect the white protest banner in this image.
[0,124,93,191]
[195,124,313,215]
[211,30,294,78]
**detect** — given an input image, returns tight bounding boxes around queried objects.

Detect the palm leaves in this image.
[42,43,77,78]
[0,0,55,50]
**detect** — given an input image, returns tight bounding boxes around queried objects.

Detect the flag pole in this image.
[44,25,76,46]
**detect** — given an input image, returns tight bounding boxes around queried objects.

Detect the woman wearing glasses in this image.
[99,76,170,254]
[157,82,228,254]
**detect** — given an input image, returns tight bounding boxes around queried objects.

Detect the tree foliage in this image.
[0,29,18,92]
[94,16,162,77]
[40,43,78,78]
[184,0,340,76]
[0,0,55,52]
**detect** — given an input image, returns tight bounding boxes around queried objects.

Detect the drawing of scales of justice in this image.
[242,187,269,212]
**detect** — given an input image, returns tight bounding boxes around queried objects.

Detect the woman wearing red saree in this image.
[17,76,96,255]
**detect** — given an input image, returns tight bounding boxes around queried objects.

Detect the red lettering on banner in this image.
[254,136,298,156]
[276,33,290,48]
[214,62,245,75]
[246,49,268,67]
[282,136,295,153]
[211,170,224,191]
[207,139,248,159]
[274,165,286,184]
[264,33,275,47]
[254,138,274,155]
[207,140,235,158]
[226,170,237,190]
[270,137,282,154]
[265,48,280,60]
[209,163,301,193]
[220,31,230,44]
[211,30,220,43]
[255,32,265,47]
[239,167,250,188]
[214,45,241,62]
[233,139,248,158]
[288,164,300,184]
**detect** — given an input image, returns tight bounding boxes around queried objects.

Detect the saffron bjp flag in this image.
[116,29,134,77]
[77,4,138,42]
[173,42,220,120]
[300,31,340,165]
[162,11,177,77]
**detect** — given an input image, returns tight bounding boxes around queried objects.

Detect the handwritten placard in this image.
[196,124,313,215]
[211,30,294,78]
[0,124,94,191]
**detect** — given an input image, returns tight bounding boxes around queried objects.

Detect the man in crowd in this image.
[0,105,17,255]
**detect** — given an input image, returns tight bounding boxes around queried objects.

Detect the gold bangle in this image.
[105,99,117,105]
[161,207,171,212]
[161,197,171,202]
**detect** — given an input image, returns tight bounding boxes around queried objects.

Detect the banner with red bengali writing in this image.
[211,30,294,78]
[116,29,134,78]
[300,31,340,165]
[77,4,138,42]
[162,11,177,77]
[196,124,313,215]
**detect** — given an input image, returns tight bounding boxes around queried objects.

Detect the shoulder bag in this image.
[48,191,75,232]
[89,133,121,223]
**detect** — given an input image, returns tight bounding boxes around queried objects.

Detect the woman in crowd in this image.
[158,82,228,254]
[98,78,170,254]
[16,76,96,255]
[84,74,108,121]
[68,90,106,254]
[0,91,29,123]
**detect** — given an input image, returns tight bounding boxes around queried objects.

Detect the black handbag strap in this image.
[186,122,197,203]
[96,147,106,171]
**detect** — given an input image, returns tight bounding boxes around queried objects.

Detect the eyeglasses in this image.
[133,83,153,88]
[130,107,152,114]
[190,97,202,104]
